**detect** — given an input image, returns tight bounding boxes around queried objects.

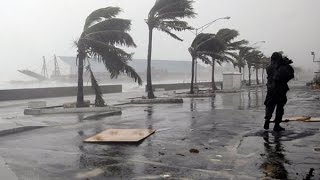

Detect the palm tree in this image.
[195,29,247,92]
[260,57,270,84]
[246,50,263,86]
[188,33,212,94]
[253,58,262,85]
[234,46,253,81]
[76,7,142,107]
[146,0,196,98]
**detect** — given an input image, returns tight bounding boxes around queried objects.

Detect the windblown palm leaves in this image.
[146,0,196,98]
[76,7,142,107]
[246,49,264,85]
[190,29,247,92]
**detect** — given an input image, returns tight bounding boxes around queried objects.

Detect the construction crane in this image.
[51,55,61,78]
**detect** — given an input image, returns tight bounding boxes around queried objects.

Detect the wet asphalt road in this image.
[0,86,319,179]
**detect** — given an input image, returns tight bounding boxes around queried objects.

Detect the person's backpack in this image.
[274,64,294,83]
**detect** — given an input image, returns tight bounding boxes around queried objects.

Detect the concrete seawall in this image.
[147,82,223,91]
[0,85,122,101]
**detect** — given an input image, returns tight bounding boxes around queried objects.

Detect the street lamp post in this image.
[190,16,231,88]
[311,52,320,78]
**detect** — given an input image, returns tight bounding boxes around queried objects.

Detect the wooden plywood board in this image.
[84,129,156,143]
[304,117,320,122]
[282,116,311,121]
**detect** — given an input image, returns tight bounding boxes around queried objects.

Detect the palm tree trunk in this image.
[256,68,259,85]
[262,68,265,84]
[77,54,85,107]
[190,56,195,94]
[146,26,155,99]
[211,59,217,92]
[248,66,251,86]
[243,66,246,82]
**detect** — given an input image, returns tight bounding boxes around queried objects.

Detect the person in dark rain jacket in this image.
[264,52,294,131]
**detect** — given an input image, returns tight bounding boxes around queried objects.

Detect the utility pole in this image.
[53,55,61,77]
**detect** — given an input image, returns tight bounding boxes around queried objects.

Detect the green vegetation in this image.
[146,0,196,98]
[189,29,247,92]
[75,7,142,107]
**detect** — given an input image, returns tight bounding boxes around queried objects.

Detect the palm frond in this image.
[82,38,133,61]
[228,39,248,50]
[83,39,142,85]
[159,20,193,31]
[216,28,239,43]
[198,54,211,64]
[150,0,196,20]
[84,7,121,30]
[157,25,183,41]
[191,33,223,53]
[85,30,137,47]
[85,18,132,35]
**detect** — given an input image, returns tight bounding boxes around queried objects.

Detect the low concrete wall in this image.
[0,85,122,101]
[146,82,223,91]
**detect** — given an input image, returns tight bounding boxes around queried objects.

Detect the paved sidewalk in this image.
[0,156,18,180]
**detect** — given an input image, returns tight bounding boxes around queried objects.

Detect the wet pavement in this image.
[0,85,319,179]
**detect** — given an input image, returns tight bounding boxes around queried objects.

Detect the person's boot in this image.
[264,120,270,130]
[273,123,285,132]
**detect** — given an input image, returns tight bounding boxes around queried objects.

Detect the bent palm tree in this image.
[146,0,196,98]
[195,29,247,92]
[76,7,142,107]
[188,33,213,94]
[234,46,253,81]
[246,49,263,86]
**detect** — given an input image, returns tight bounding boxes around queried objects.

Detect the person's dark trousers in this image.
[264,89,287,130]
[265,102,286,123]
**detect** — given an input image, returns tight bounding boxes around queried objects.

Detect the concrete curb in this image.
[175,93,215,98]
[216,90,243,93]
[83,111,122,120]
[130,98,183,104]
[24,106,121,115]
[0,126,46,137]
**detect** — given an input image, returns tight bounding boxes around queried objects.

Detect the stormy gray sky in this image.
[0,0,320,81]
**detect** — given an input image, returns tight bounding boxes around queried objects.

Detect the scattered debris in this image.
[210,159,221,162]
[283,116,311,121]
[189,148,199,154]
[160,174,171,178]
[270,116,320,123]
[176,153,185,157]
[76,168,104,179]
[84,129,155,143]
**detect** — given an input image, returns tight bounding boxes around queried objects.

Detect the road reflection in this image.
[261,132,288,179]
